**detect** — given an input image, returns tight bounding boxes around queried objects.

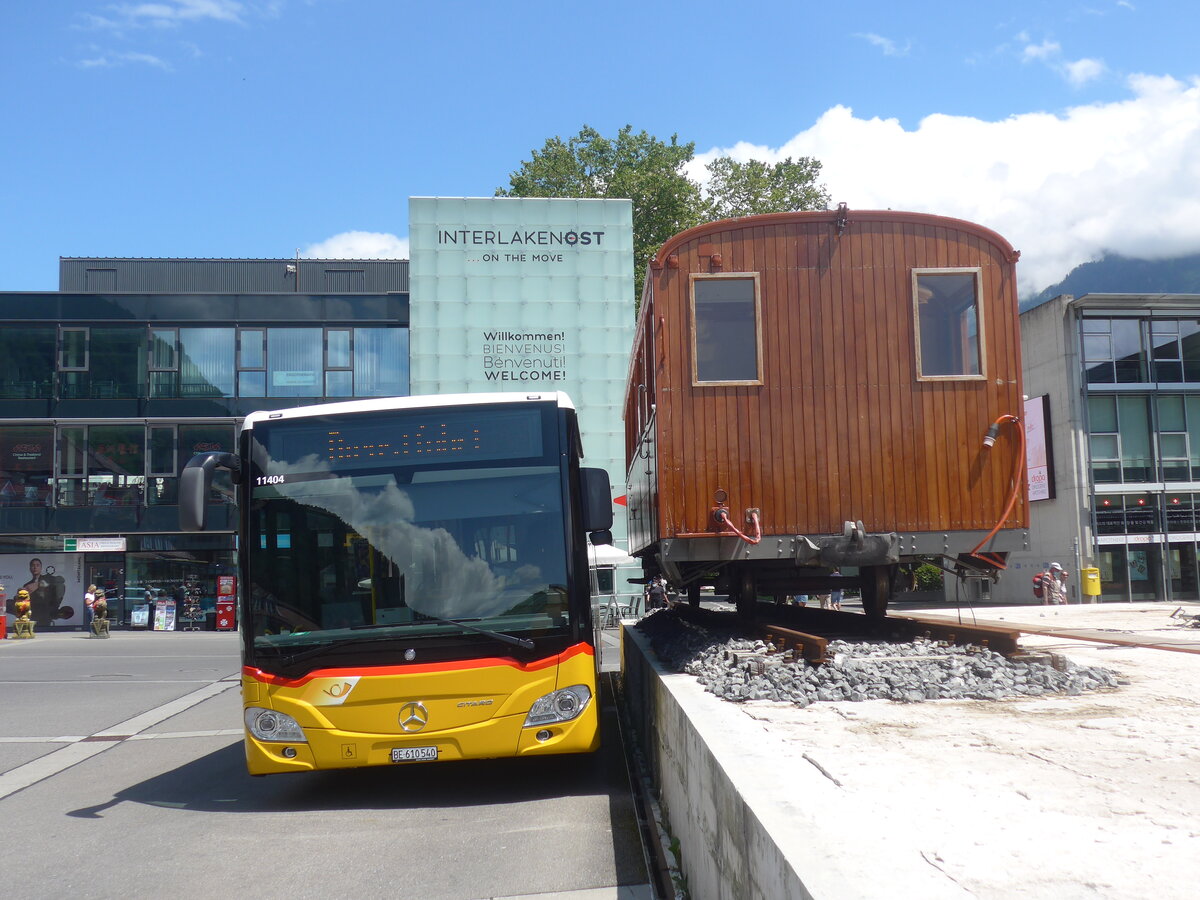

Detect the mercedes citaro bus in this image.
[180,392,613,775]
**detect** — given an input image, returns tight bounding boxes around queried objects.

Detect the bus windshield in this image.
[244,404,571,657]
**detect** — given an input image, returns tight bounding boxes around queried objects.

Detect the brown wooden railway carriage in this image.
[623,208,1028,616]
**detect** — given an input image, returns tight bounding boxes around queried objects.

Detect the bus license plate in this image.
[391,746,438,763]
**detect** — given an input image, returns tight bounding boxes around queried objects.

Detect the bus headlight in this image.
[524,685,591,727]
[244,707,308,743]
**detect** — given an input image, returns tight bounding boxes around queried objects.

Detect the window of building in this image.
[88,424,146,506]
[325,329,353,397]
[1088,395,1153,483]
[56,426,87,507]
[149,328,179,398]
[89,328,144,399]
[268,327,322,398]
[0,327,55,399]
[690,274,762,385]
[1095,493,1159,534]
[353,327,408,397]
[179,328,235,398]
[1164,493,1196,533]
[1149,318,1200,383]
[59,328,89,371]
[0,426,54,506]
[1082,317,1147,384]
[913,269,984,380]
[237,329,266,398]
[1157,395,1191,481]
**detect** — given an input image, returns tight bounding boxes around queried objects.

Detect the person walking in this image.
[1045,562,1068,605]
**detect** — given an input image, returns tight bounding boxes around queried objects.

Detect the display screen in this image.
[252,405,549,482]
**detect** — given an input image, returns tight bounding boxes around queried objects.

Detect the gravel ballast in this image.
[636,608,1121,705]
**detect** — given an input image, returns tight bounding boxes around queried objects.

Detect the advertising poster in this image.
[1,552,86,628]
[153,599,177,631]
[1024,394,1055,502]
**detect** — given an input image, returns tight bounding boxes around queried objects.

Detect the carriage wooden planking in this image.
[622,208,1028,615]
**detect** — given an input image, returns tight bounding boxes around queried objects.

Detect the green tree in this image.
[498,127,831,308]
[701,156,831,220]
[497,125,702,304]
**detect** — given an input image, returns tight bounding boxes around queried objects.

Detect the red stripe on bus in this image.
[243,642,594,688]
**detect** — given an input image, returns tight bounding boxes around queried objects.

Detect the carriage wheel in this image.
[861,565,894,618]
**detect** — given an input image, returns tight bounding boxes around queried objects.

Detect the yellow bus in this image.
[180,392,613,775]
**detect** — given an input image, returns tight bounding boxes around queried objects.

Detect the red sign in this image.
[216,597,236,631]
[217,575,236,597]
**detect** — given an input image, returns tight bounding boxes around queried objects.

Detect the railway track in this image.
[671,600,1200,663]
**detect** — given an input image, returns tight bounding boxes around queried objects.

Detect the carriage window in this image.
[691,274,762,384]
[913,269,984,379]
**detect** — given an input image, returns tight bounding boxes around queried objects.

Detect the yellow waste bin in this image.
[1082,566,1102,598]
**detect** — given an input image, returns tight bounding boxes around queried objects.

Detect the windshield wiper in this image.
[269,616,534,668]
[409,612,535,650]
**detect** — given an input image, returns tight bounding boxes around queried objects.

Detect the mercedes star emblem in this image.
[398,701,429,733]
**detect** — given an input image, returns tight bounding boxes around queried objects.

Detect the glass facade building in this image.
[0,263,409,629]
[1017,293,1200,604]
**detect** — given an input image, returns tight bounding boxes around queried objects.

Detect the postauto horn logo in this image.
[437,228,605,247]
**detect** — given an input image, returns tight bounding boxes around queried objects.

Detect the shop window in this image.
[691,274,762,385]
[913,270,983,380]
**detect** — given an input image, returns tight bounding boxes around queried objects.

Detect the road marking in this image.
[0,678,238,801]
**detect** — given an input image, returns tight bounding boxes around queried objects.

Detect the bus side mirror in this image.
[580,467,613,535]
[180,451,241,532]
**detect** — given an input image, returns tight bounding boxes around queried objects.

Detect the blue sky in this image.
[3,0,1198,295]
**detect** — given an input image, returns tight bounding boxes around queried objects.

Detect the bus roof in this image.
[240,391,577,430]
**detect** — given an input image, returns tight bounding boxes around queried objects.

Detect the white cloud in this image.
[77,49,171,69]
[855,33,910,57]
[304,231,410,260]
[101,1,248,29]
[1063,57,1107,86]
[1022,39,1061,62]
[688,74,1200,296]
[1019,35,1107,87]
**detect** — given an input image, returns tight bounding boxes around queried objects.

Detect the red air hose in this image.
[970,413,1025,569]
[714,507,762,545]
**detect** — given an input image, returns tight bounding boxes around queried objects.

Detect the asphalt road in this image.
[0,631,650,900]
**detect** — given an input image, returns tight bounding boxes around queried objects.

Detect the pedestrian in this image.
[646,577,668,611]
[83,584,97,632]
[1045,562,1068,605]
[830,569,843,611]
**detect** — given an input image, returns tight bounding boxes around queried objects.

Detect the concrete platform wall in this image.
[621,626,971,900]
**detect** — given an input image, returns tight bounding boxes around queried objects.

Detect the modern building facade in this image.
[0,258,409,628]
[1010,292,1200,603]
[2,198,636,630]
